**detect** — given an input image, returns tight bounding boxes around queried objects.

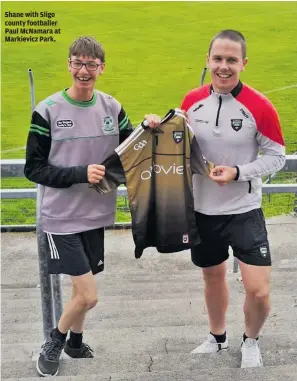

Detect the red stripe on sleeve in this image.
[181,84,210,112]
[236,84,285,146]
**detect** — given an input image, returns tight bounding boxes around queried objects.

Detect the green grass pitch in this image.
[1,1,297,224]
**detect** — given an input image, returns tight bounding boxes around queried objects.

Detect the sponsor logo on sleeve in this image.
[45,99,56,106]
[193,104,204,112]
[239,108,249,118]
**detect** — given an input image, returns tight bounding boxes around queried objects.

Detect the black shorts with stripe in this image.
[46,228,104,276]
[191,208,271,268]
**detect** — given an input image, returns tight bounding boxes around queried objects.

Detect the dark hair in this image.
[69,36,105,62]
[208,30,246,59]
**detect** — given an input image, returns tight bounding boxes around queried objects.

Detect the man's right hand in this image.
[144,114,162,128]
[88,164,105,184]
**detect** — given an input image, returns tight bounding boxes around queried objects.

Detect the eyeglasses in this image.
[69,60,102,71]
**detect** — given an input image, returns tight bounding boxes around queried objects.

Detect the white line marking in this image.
[2,146,26,154]
[264,85,297,94]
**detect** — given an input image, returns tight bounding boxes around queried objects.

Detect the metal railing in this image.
[1,156,297,338]
[2,156,297,199]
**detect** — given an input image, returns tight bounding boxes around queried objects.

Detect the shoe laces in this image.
[242,339,261,362]
[42,339,65,361]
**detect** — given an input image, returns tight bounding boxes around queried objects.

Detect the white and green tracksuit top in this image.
[24,89,133,233]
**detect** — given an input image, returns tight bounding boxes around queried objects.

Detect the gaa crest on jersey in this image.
[231,119,243,131]
[103,116,115,134]
[173,131,184,144]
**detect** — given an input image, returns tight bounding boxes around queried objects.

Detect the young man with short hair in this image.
[24,36,155,377]
[147,30,286,368]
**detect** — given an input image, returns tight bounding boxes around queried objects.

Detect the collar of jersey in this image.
[210,81,243,98]
[62,89,97,107]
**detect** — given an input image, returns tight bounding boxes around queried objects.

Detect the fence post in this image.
[29,68,63,338]
[36,185,55,340]
[51,274,63,326]
[294,175,297,216]
[290,151,297,217]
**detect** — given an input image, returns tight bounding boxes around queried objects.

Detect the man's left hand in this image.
[209,166,237,186]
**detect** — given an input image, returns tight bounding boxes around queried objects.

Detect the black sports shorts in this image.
[45,228,105,276]
[191,208,271,268]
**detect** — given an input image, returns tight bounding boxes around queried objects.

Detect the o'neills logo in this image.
[141,163,184,180]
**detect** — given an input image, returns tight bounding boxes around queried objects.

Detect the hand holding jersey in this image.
[87,164,105,184]
[91,108,213,257]
[209,165,237,185]
[143,113,162,128]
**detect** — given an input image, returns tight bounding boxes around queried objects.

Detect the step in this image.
[3,364,297,380]
[2,349,297,378]
[1,333,296,363]
[2,323,297,349]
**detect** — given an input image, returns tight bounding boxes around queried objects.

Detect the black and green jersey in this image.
[92,109,212,258]
[24,88,133,233]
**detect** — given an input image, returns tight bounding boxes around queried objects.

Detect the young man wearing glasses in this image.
[24,36,155,377]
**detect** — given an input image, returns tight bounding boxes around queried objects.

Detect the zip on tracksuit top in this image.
[181,81,286,215]
[24,89,133,233]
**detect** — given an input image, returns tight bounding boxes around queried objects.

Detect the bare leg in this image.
[57,271,98,334]
[239,260,271,338]
[69,283,87,333]
[202,261,229,335]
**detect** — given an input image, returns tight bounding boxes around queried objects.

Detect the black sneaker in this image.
[64,340,94,358]
[36,334,65,376]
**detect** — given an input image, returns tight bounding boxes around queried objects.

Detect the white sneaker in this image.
[241,338,263,368]
[191,333,229,354]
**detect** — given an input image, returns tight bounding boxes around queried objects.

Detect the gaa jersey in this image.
[24,89,133,233]
[92,109,212,258]
[181,81,286,215]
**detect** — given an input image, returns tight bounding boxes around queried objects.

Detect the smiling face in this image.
[207,38,247,94]
[68,55,105,92]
